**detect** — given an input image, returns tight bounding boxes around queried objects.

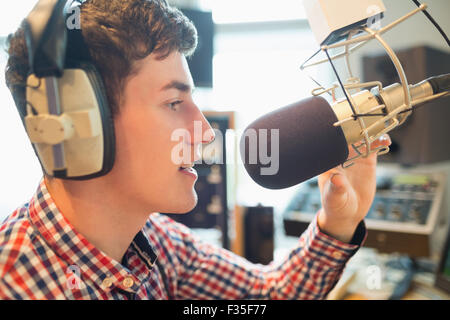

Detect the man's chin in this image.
[161,194,198,214]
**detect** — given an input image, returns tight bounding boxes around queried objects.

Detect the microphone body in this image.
[332,78,434,145]
[240,76,448,189]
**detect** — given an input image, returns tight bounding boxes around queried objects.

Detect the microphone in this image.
[239,74,450,190]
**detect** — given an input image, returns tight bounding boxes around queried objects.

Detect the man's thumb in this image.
[325,173,349,210]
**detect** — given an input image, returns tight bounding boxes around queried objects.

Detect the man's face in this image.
[109,51,214,214]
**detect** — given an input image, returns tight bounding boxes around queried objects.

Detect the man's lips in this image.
[178,164,198,179]
[178,166,198,179]
[179,163,195,169]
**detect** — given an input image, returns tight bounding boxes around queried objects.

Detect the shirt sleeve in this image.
[166,212,366,300]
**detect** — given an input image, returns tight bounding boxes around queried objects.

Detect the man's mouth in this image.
[178,163,194,170]
[178,164,198,178]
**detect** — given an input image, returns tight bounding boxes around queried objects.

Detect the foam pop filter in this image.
[240,96,349,189]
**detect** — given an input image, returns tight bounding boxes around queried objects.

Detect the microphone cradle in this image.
[300,3,450,169]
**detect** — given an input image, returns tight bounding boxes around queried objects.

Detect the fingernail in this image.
[380,134,391,144]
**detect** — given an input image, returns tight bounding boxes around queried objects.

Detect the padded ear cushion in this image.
[58,61,116,180]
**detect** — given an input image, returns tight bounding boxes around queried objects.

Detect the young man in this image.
[1,0,390,299]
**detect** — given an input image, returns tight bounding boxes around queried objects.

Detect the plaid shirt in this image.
[0,179,366,300]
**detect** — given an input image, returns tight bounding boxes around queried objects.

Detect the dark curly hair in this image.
[4,0,198,116]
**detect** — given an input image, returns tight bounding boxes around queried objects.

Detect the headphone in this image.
[21,0,115,180]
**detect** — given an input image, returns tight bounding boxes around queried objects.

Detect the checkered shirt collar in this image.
[28,179,158,293]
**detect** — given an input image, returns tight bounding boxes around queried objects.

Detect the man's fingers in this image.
[370,134,392,149]
[347,134,392,159]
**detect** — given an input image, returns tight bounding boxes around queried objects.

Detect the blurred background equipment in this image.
[233,205,274,265]
[283,169,448,258]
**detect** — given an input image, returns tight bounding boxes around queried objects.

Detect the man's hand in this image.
[317,134,392,243]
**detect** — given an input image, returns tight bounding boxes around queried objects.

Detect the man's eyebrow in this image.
[160,80,195,93]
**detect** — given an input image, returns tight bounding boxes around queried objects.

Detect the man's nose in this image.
[189,110,216,145]
[201,117,216,145]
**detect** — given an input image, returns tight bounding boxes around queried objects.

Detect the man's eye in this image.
[167,100,182,111]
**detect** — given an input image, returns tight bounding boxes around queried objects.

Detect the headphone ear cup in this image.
[25,64,115,180]
[75,62,116,179]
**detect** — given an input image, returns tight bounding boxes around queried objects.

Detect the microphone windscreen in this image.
[240,96,349,189]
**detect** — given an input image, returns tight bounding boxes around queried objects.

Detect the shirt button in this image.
[332,251,343,259]
[123,277,134,288]
[102,277,113,289]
